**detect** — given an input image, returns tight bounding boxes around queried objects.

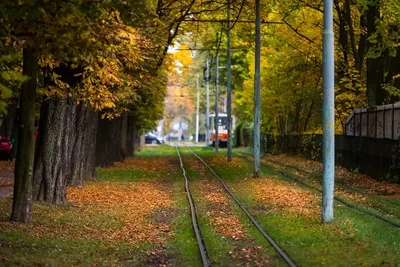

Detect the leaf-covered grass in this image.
[0,194,163,266]
[234,148,400,224]
[181,149,279,266]
[165,181,203,267]
[1,145,398,266]
[0,146,184,266]
[194,147,400,266]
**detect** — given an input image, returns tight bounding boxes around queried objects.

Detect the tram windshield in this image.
[209,116,228,130]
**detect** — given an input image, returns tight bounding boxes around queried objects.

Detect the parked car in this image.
[145,133,164,144]
[0,136,12,160]
[166,132,180,141]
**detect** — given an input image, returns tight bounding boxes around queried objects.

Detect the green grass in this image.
[136,145,177,157]
[233,149,400,226]
[180,148,281,266]
[2,145,398,266]
[125,145,204,266]
[261,157,400,219]
[204,149,400,266]
[0,146,185,266]
[0,228,145,266]
[165,181,202,267]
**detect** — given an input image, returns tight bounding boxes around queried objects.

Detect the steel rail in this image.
[176,146,211,267]
[236,152,400,228]
[187,147,297,267]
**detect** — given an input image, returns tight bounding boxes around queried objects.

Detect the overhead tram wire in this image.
[173,48,248,51]
[182,19,283,24]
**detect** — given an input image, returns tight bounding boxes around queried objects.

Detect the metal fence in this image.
[236,127,400,182]
[262,135,399,182]
[345,103,400,140]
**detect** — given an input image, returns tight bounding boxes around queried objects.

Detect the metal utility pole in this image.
[322,0,335,223]
[253,0,261,177]
[195,75,200,143]
[215,55,220,155]
[227,0,233,162]
[179,105,183,142]
[206,57,210,146]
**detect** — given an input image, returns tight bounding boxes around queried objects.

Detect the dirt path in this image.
[0,161,13,198]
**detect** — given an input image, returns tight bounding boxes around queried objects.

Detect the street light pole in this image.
[322,0,335,223]
[215,55,220,154]
[195,75,200,143]
[227,0,233,161]
[206,57,210,146]
[253,0,261,177]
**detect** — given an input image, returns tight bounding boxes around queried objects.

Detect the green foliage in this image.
[300,135,322,160]
[0,0,174,129]
[336,68,367,132]
[0,54,27,114]
[383,83,400,98]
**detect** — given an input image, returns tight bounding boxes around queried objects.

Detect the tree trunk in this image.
[33,98,71,204]
[120,113,128,159]
[68,105,98,186]
[366,1,386,106]
[132,121,141,155]
[33,97,98,200]
[126,115,135,157]
[0,99,17,138]
[11,48,37,223]
[345,0,360,71]
[357,12,368,73]
[303,99,315,131]
[83,109,98,180]
[335,0,349,70]
[96,116,124,167]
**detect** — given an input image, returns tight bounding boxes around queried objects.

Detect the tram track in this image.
[175,146,211,267]
[185,146,297,267]
[235,152,400,228]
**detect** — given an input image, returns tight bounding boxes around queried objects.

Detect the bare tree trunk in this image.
[11,48,37,223]
[95,116,125,167]
[132,120,141,155]
[335,0,349,69]
[126,115,135,157]
[0,99,17,138]
[120,113,128,159]
[304,99,315,131]
[345,0,361,71]
[33,98,71,204]
[33,97,98,199]
[366,1,385,106]
[69,105,98,185]
[83,110,98,180]
[357,12,368,73]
